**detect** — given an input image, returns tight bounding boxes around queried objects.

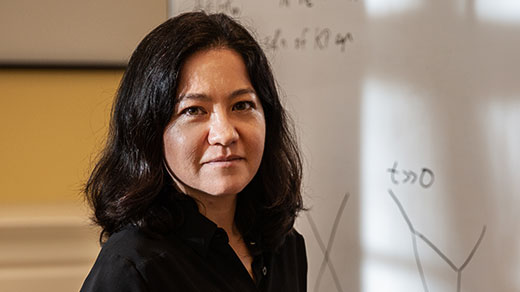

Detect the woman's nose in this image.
[207,113,239,146]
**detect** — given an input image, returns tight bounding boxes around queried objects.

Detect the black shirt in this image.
[80,201,307,292]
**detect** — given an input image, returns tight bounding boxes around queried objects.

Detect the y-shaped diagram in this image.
[388,189,486,292]
[306,192,350,292]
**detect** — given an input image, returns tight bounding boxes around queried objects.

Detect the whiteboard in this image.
[173,1,520,291]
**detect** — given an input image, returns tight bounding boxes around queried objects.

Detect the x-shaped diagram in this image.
[306,192,350,292]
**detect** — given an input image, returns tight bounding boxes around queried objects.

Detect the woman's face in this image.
[163,48,266,199]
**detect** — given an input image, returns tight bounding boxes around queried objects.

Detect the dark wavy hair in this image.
[85,11,303,250]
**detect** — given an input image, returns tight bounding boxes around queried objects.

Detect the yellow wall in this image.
[0,69,123,204]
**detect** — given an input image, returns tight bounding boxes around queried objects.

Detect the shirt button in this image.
[262,266,267,276]
[249,241,256,246]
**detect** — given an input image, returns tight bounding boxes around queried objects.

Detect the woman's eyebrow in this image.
[179,88,257,102]
[229,88,256,99]
[177,93,211,102]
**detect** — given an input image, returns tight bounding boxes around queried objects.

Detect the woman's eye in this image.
[182,107,205,116]
[233,101,255,111]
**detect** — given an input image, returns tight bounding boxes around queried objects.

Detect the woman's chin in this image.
[179,180,248,200]
[204,184,246,198]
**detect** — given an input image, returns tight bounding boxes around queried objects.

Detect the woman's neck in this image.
[193,192,254,279]
[170,175,240,236]
[195,193,239,237]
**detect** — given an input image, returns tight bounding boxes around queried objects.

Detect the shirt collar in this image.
[174,198,219,257]
[173,196,265,258]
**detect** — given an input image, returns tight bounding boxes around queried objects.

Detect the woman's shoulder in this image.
[274,227,307,259]
[80,226,154,292]
[98,225,181,263]
[266,228,307,290]
[81,226,187,292]
[282,228,305,247]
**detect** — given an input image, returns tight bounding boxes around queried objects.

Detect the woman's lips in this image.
[203,156,244,166]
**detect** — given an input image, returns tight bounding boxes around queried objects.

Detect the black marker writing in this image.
[314,28,331,50]
[280,0,313,7]
[307,193,350,292]
[193,0,241,16]
[263,28,354,53]
[389,189,486,292]
[279,0,357,8]
[387,161,435,188]
[335,33,354,52]
[294,28,309,50]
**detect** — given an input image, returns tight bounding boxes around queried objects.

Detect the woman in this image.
[81,11,306,292]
